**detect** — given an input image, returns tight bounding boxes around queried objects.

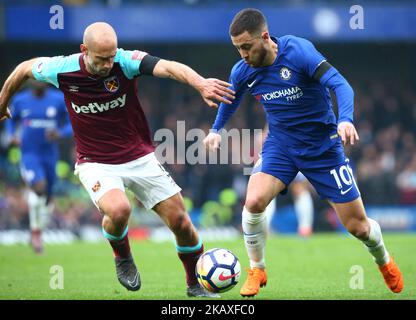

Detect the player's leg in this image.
[330,198,403,293]
[75,162,140,291]
[240,139,298,297]
[240,172,286,297]
[264,197,276,234]
[28,180,48,254]
[152,193,217,297]
[41,155,59,232]
[290,174,314,237]
[126,153,216,297]
[244,172,285,268]
[98,189,132,255]
[301,143,403,293]
[21,154,49,254]
[97,188,142,291]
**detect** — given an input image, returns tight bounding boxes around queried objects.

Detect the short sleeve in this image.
[32,54,80,88]
[116,48,148,79]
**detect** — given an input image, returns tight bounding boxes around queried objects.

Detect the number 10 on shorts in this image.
[330,163,356,190]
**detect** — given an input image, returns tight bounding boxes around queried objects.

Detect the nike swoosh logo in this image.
[127,273,139,287]
[219,271,240,281]
[340,186,353,195]
[247,80,257,88]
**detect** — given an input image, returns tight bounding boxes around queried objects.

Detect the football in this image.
[196,248,241,293]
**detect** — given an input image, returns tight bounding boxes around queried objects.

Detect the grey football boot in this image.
[187,283,220,298]
[115,256,141,291]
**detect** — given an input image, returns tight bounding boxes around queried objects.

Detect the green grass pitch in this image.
[0,233,415,300]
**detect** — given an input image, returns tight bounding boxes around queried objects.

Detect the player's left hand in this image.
[197,78,235,108]
[337,121,359,146]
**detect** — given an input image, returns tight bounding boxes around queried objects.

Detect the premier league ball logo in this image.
[280,67,292,80]
[103,76,119,93]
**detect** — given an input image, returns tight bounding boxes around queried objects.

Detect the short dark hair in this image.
[229,8,268,37]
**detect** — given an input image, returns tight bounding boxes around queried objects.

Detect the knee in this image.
[104,201,131,226]
[245,195,268,213]
[346,219,370,240]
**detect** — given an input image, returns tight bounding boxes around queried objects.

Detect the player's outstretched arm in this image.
[0,59,37,121]
[152,59,235,108]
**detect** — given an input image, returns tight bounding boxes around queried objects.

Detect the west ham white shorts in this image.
[74,152,181,210]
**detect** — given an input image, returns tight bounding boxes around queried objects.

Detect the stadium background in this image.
[0,0,415,243]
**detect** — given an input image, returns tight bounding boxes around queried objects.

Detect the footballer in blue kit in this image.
[6,81,72,253]
[204,8,403,297]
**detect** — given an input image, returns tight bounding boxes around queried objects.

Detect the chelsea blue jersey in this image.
[6,88,72,154]
[213,35,347,157]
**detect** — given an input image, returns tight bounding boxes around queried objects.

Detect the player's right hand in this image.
[198,78,235,108]
[0,107,12,122]
[203,132,222,152]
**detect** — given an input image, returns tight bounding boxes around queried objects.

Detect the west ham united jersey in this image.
[32,49,155,164]
[213,35,340,157]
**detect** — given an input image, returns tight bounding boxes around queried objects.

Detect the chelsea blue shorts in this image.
[252,137,361,203]
[20,152,57,195]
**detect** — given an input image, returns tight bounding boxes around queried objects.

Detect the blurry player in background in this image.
[204,8,403,297]
[5,80,72,254]
[0,22,235,297]
[255,126,314,237]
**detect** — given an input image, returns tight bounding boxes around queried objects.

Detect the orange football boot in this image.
[240,267,267,297]
[298,226,312,238]
[378,257,404,293]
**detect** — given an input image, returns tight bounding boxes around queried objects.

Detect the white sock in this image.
[294,190,313,231]
[28,190,48,231]
[363,218,390,266]
[264,198,276,232]
[242,206,267,269]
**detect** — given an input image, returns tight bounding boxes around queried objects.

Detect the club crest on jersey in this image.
[103,76,119,93]
[46,106,57,118]
[279,67,292,80]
